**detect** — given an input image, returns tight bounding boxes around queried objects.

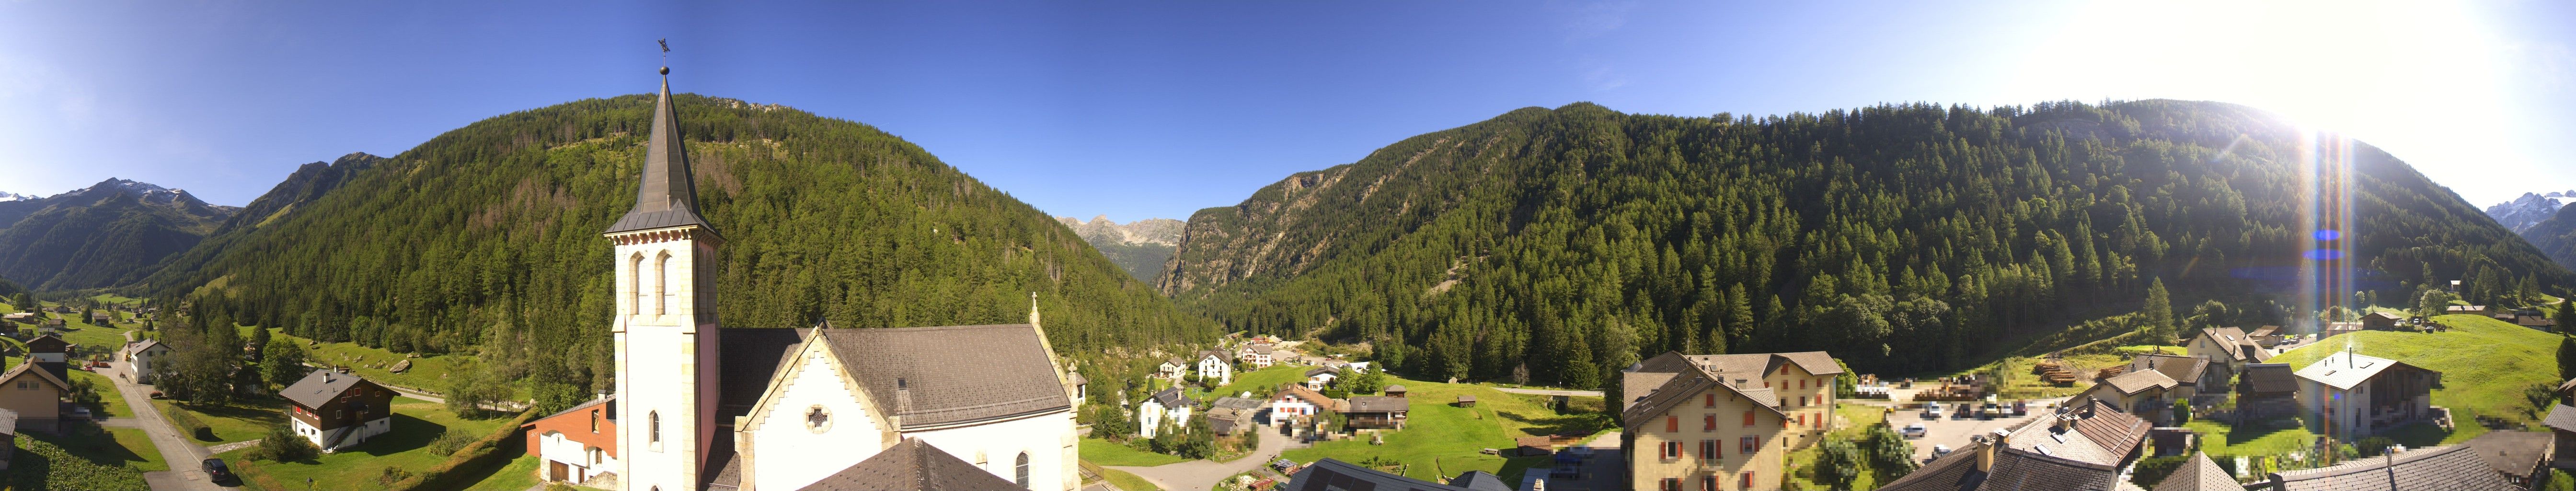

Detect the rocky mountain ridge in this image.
[2484,190,2574,234]
[1055,215,1184,281]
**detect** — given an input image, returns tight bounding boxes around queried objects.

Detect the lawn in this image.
[27,423,169,472]
[156,395,293,444]
[2181,419,2318,457]
[216,397,518,491]
[1202,365,1314,403]
[68,369,130,418]
[1101,467,1161,491]
[261,327,531,400]
[1280,374,1606,482]
[1082,437,1189,467]
[460,455,545,491]
[2265,314,2564,444]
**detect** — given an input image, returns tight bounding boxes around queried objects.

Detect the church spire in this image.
[604,65,717,236]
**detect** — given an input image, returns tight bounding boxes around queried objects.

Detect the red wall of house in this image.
[523,403,618,459]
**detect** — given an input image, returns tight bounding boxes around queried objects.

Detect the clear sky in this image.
[2,1,2570,222]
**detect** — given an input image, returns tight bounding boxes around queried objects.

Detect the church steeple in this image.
[605,66,717,236]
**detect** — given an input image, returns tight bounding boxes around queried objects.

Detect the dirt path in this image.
[1107,427,1288,491]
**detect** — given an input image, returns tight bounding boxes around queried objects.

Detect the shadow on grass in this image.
[346,413,449,457]
[1495,455,1556,483]
[2381,421,2451,448]
[30,423,150,467]
[1493,409,1615,439]
[2224,417,2309,446]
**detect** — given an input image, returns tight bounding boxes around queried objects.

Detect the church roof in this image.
[604,69,717,236]
[810,324,1072,428]
[716,327,810,420]
[793,438,1021,491]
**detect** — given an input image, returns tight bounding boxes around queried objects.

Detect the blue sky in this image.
[3,1,2572,222]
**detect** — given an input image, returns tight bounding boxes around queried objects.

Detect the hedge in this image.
[383,408,539,491]
[159,402,217,441]
[9,434,152,491]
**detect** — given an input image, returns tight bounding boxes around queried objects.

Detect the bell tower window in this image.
[627,253,644,315]
[654,251,672,315]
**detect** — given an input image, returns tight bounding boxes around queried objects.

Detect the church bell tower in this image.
[607,65,724,491]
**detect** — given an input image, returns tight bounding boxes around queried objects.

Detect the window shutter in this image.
[1742,410,1755,427]
[1704,393,1714,408]
[1667,416,1679,433]
[1703,415,1714,431]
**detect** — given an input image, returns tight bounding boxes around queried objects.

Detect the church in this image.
[604,66,1079,491]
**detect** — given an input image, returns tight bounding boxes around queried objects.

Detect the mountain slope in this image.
[2484,191,2570,234]
[2521,201,2576,271]
[1057,215,1184,281]
[0,179,235,289]
[146,94,1218,389]
[1161,100,2572,386]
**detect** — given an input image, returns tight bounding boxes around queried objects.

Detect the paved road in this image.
[1107,427,1288,491]
[102,364,236,491]
[1494,387,1605,397]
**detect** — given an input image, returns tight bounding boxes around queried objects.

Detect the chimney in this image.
[1978,429,2009,472]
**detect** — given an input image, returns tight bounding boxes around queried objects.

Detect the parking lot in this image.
[1882,398,2065,461]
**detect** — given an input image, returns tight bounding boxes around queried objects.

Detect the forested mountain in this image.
[143,93,1219,394]
[2484,191,2571,234]
[0,179,235,290]
[140,152,381,288]
[1057,215,1184,281]
[1160,100,2573,387]
[2520,201,2576,271]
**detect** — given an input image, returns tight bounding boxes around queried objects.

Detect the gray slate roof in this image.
[1288,458,1481,491]
[2461,430,2551,481]
[603,72,717,236]
[2241,363,2299,395]
[793,438,1019,491]
[2129,354,2208,386]
[1346,396,1409,414]
[2152,453,2239,491]
[2544,404,2576,433]
[2264,444,2515,491]
[2294,351,2427,391]
[716,327,809,419]
[0,408,15,436]
[1447,470,1513,491]
[813,324,1071,428]
[1212,397,1265,410]
[2101,369,2180,396]
[279,370,371,409]
[1149,387,1188,409]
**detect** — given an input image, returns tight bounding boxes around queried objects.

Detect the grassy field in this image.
[1280,374,1603,482]
[69,369,132,418]
[27,423,170,472]
[1081,437,1190,467]
[217,397,517,491]
[460,455,545,491]
[156,395,293,444]
[1202,364,1314,402]
[2265,314,2563,444]
[2181,419,2318,457]
[259,327,531,400]
[1101,467,1160,491]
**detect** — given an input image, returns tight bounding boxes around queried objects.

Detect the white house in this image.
[1137,387,1191,439]
[1158,358,1189,380]
[1238,344,1276,369]
[1195,351,1232,386]
[601,71,1084,491]
[122,340,171,383]
[1268,384,1336,421]
[1303,366,1341,390]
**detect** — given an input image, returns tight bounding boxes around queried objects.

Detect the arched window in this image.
[648,410,661,444]
[627,253,644,314]
[1015,452,1031,488]
[653,251,672,315]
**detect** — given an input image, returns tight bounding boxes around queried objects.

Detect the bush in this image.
[247,426,320,463]
[2132,455,2189,487]
[161,403,217,441]
[8,435,151,491]
[426,428,477,456]
[376,466,415,487]
[2356,436,2397,457]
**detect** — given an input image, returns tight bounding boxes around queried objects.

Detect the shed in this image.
[1384,385,1407,397]
[1455,395,1476,408]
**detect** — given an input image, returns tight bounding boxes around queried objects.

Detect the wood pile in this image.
[2033,361,2079,386]
[2094,366,2127,380]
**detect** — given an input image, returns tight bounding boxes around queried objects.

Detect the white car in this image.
[1924,405,1944,419]
[1900,424,1927,438]
[1932,444,1952,457]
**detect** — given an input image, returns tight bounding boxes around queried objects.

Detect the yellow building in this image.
[1621,351,1840,491]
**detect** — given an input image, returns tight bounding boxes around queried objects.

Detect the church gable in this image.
[738,331,901,491]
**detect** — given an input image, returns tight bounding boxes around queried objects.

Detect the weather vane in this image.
[657,39,670,75]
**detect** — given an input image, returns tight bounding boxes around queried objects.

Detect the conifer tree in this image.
[2144,279,2174,343]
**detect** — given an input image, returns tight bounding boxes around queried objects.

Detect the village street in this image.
[100,362,238,491]
[1106,426,1289,491]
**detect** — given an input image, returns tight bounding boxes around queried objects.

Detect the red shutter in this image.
[1742,410,1755,427]
[1667,416,1679,433]
[1742,472,1754,490]
[1703,414,1715,431]
[1704,393,1715,408]
[1714,439,1724,459]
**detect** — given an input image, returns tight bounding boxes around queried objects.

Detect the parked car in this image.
[202,458,233,481]
[1932,444,1952,458]
[1900,423,1927,438]
[1924,404,1944,419]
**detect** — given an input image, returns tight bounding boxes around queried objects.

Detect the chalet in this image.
[2294,350,2439,441]
[1303,366,1340,390]
[2320,321,2364,339]
[2248,444,2514,490]
[1159,358,1189,380]
[1138,387,1191,438]
[281,370,395,452]
[23,335,70,383]
[1383,385,1407,397]
[0,363,67,434]
[521,395,619,485]
[1268,384,1337,422]
[2076,369,2180,424]
[123,340,172,384]
[1238,344,1276,368]
[2514,314,2554,330]
[2127,354,2217,402]
[1196,350,1233,385]
[0,409,13,471]
[1342,396,1408,430]
[2187,327,2269,380]
[2461,430,2552,489]
[1620,351,1841,491]
[2545,404,2576,471]
[2448,304,2492,316]
[1286,458,1516,491]
[0,313,31,324]
[2236,363,2300,421]
[1206,397,1263,435]
[1873,399,2150,491]
[87,311,112,324]
[2247,325,2286,348]
[2362,311,2404,330]
[36,318,61,334]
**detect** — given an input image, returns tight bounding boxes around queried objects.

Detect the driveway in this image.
[1107,426,1288,491]
[101,364,237,491]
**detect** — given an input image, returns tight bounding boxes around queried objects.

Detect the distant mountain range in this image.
[1056,215,1184,281]
[0,191,36,202]
[0,178,238,290]
[2484,191,2573,234]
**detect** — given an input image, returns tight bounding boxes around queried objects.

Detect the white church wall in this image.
[745,352,887,491]
[908,410,1078,491]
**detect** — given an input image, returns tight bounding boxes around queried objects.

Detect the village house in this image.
[1874,399,2150,491]
[2247,325,2286,348]
[36,318,61,335]
[1303,366,1340,390]
[87,311,112,325]
[2362,311,2404,330]
[2320,321,2365,339]
[123,340,172,383]
[2294,350,2440,441]
[2075,369,2180,424]
[0,362,68,434]
[2515,314,2555,331]
[2127,353,2217,403]
[1205,397,1262,436]
[2461,430,2553,489]
[23,335,70,383]
[1196,350,1232,385]
[1342,396,1408,430]
[1268,383,1337,431]
[1137,387,1191,439]
[2545,404,2576,471]
[2235,363,2300,421]
[0,313,32,325]
[2153,453,2244,491]
[1619,351,1841,491]
[2187,327,2270,381]
[521,395,620,485]
[1384,385,1407,397]
[1237,343,1275,369]
[1158,358,1189,380]
[2247,443,2516,490]
[282,369,395,452]
[597,71,1086,491]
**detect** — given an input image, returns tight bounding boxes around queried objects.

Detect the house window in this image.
[1659,478,1680,491]
[1701,475,1717,491]
[1800,379,1806,389]
[590,410,599,433]
[1742,410,1755,427]
[1662,441,1682,459]
[1703,415,1715,431]
[1700,440,1717,460]
[1740,436,1759,453]
[1015,452,1031,487]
